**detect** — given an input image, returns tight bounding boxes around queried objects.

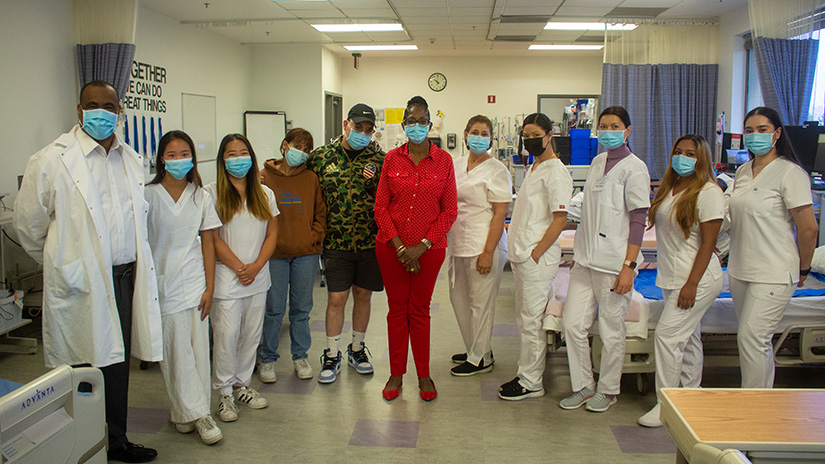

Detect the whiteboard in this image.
[244,111,287,169]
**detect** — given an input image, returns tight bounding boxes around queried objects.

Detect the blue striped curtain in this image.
[601,63,718,179]
[76,43,136,100]
[753,37,819,125]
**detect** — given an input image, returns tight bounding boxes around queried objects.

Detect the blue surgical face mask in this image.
[82,108,118,141]
[598,130,626,150]
[225,155,253,178]
[164,158,193,180]
[405,124,429,144]
[467,135,490,154]
[347,127,371,150]
[743,131,776,156]
[671,155,696,177]
[285,146,308,167]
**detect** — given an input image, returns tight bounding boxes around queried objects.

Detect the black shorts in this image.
[322,248,384,293]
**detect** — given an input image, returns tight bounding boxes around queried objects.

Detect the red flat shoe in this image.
[382,387,401,401]
[420,381,437,401]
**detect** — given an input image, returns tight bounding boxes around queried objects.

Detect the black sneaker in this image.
[107,442,158,463]
[451,360,493,376]
[498,377,545,401]
[451,353,467,364]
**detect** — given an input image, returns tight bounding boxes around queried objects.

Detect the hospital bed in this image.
[543,267,825,393]
[0,366,106,464]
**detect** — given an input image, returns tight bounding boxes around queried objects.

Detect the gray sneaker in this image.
[559,387,595,410]
[585,392,617,412]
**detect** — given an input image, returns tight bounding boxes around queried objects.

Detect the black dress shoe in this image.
[107,442,158,463]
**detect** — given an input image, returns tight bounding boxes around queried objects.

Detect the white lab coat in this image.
[14,125,163,368]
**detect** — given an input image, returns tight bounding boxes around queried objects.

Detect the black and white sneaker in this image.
[451,353,467,364]
[451,360,493,376]
[498,377,545,401]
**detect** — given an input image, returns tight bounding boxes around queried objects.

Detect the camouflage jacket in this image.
[307,136,385,251]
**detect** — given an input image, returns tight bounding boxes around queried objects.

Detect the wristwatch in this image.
[800,268,811,276]
[623,260,637,270]
[421,238,433,249]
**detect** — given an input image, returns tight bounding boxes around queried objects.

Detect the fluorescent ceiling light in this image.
[544,22,637,31]
[529,44,604,50]
[344,45,418,51]
[313,23,403,32]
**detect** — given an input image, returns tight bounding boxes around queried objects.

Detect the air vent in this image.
[499,15,551,24]
[606,7,669,17]
[494,35,538,42]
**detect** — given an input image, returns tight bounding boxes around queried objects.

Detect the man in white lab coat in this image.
[14,81,163,463]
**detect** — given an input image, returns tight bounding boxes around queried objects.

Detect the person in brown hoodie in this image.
[259,128,326,382]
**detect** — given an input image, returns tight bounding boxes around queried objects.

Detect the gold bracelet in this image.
[396,245,407,255]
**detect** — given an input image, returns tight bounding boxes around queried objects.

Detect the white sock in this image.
[352,331,366,350]
[326,335,341,355]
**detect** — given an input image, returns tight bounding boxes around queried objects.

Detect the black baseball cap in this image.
[348,103,376,124]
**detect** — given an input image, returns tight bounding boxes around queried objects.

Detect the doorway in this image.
[325,92,343,144]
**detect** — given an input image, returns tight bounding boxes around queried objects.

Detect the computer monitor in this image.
[784,124,825,174]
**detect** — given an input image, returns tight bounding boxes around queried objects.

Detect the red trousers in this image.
[376,243,445,377]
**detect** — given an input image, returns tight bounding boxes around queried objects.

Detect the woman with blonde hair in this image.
[638,134,725,427]
[207,134,279,422]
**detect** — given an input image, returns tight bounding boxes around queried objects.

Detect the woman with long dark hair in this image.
[728,106,817,388]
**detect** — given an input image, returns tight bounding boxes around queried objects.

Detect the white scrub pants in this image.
[729,276,795,388]
[654,273,723,393]
[512,256,559,391]
[211,293,267,396]
[159,307,211,424]
[449,247,506,366]
[563,264,631,396]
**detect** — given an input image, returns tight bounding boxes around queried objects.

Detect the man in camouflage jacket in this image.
[306,103,386,384]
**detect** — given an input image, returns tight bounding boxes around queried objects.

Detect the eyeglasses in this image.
[350,122,376,136]
[403,118,430,127]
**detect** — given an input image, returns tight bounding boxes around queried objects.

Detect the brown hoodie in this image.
[261,158,326,258]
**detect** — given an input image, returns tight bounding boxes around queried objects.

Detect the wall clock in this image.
[428,72,447,92]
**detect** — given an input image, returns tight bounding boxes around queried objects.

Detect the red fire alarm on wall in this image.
[487,95,495,103]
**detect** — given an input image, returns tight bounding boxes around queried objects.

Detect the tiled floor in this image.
[1,263,821,463]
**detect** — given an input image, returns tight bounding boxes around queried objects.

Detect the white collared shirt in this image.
[507,158,573,264]
[78,129,137,266]
[447,155,512,257]
[728,157,812,284]
[655,182,725,289]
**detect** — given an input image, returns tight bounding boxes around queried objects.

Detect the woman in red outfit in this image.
[374,96,457,401]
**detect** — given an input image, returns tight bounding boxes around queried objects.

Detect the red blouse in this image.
[374,142,457,248]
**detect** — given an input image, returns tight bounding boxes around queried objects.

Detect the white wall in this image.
[341,53,604,157]
[248,44,324,153]
[0,0,76,202]
[131,7,251,185]
[717,3,751,133]
[322,47,344,96]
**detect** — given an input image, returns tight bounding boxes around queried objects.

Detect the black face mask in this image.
[523,137,547,157]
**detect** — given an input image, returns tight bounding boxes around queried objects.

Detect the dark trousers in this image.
[101,262,136,447]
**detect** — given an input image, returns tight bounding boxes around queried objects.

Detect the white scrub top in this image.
[654,182,725,289]
[507,158,573,264]
[205,183,280,299]
[447,155,512,257]
[146,183,222,315]
[573,152,650,274]
[728,157,812,284]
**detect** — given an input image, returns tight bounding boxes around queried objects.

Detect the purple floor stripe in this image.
[437,273,445,281]
[491,324,518,337]
[610,425,677,454]
[349,419,419,448]
[430,302,440,314]
[127,407,170,434]
[310,320,352,333]
[257,373,317,395]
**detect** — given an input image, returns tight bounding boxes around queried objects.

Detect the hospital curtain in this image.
[601,23,719,179]
[73,0,138,100]
[749,0,820,125]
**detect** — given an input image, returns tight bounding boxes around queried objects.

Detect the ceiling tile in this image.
[329,0,391,8]
[499,6,561,16]
[448,0,494,7]
[271,1,340,10]
[558,0,622,6]
[499,0,563,7]
[553,5,614,17]
[402,16,451,24]
[388,0,447,7]
[449,15,491,25]
[619,0,679,7]
[337,7,398,18]
[395,7,450,17]
[287,9,346,19]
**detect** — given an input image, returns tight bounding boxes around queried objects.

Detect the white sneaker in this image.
[585,392,617,412]
[638,402,663,427]
[234,386,269,409]
[217,394,238,422]
[195,415,223,445]
[174,421,195,434]
[259,362,277,383]
[294,359,313,379]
